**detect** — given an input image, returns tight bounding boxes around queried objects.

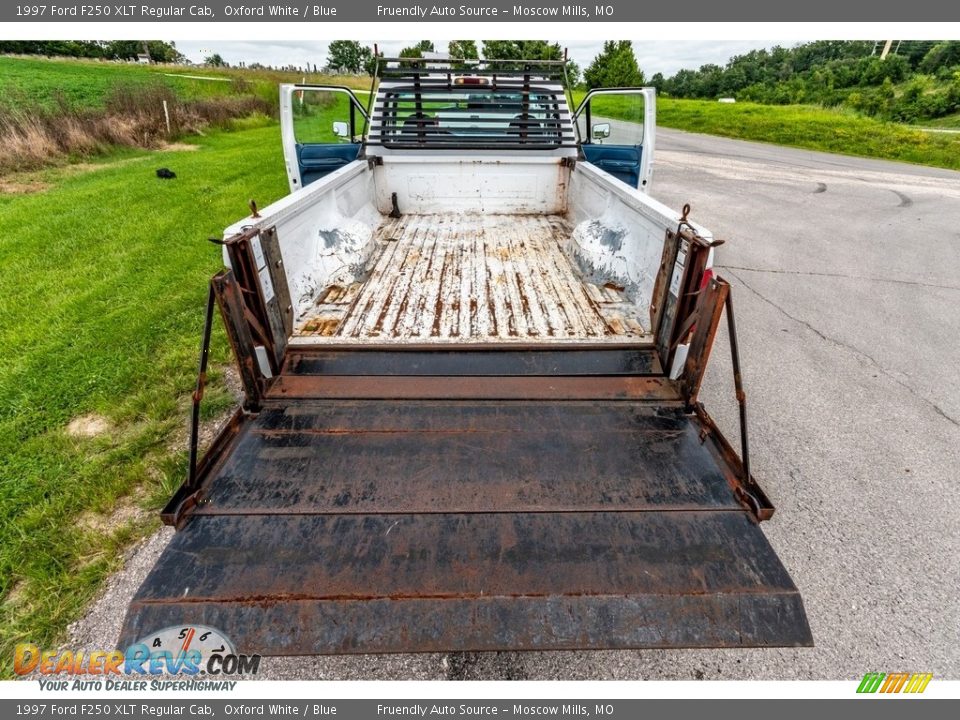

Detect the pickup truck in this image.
[120,59,812,655]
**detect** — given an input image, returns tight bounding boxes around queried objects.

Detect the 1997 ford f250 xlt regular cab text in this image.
[120,58,812,654]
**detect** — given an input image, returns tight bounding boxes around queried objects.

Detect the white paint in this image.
[566,162,711,328]
[279,83,370,193]
[373,156,569,215]
[251,235,266,269]
[258,266,275,303]
[254,346,273,379]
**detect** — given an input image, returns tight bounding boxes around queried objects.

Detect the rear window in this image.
[369,85,576,149]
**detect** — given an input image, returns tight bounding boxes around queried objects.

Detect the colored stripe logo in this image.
[857,672,932,694]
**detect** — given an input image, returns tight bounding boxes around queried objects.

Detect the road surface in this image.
[69,127,960,681]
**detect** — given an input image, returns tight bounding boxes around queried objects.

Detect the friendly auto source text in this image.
[378,706,600,716]
[377,5,599,17]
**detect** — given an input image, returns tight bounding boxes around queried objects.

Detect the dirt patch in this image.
[0,157,146,195]
[67,413,111,438]
[0,178,52,194]
[78,496,149,535]
[4,581,27,608]
[159,142,199,152]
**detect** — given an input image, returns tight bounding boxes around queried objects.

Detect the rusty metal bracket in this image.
[679,278,770,521]
[676,203,726,249]
[724,289,751,487]
[187,284,217,490]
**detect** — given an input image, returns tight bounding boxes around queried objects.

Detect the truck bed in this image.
[293,214,649,344]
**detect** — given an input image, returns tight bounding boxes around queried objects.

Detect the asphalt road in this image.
[68,127,960,681]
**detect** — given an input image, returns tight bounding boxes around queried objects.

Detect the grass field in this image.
[656,98,960,170]
[914,112,960,129]
[0,56,374,173]
[573,91,960,171]
[0,56,242,108]
[0,55,372,110]
[0,124,291,677]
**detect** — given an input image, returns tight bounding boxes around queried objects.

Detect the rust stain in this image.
[293,214,649,343]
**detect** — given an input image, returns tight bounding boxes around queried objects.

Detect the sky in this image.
[172,39,795,77]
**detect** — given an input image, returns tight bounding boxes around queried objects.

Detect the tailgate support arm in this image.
[187,284,217,489]
[682,276,771,520]
[724,288,751,486]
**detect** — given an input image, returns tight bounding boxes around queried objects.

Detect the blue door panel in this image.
[298,144,361,187]
[582,145,642,188]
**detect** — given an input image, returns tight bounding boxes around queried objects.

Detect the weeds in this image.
[0,82,272,172]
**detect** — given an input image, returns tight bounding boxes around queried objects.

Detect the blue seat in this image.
[582,144,642,188]
[297,143,362,187]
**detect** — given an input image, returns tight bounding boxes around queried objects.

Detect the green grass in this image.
[0,55,373,112]
[0,56,241,108]
[913,111,960,129]
[657,99,960,170]
[0,123,291,677]
[574,91,960,171]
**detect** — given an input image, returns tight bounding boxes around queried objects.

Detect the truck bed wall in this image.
[373,156,568,215]
[566,162,707,319]
[223,155,709,331]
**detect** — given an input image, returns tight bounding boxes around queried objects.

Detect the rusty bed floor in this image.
[293,214,650,343]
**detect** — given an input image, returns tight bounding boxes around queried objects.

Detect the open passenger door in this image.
[280,84,369,192]
[574,88,656,192]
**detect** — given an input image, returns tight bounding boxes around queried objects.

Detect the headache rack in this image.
[368,57,579,151]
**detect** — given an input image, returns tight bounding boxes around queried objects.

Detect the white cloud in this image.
[173,39,796,77]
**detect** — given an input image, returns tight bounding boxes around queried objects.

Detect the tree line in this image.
[651,40,960,122]
[327,40,585,86]
[0,40,185,63]
[327,39,647,90]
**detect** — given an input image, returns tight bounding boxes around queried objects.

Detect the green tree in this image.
[326,40,372,74]
[399,40,436,59]
[481,40,563,67]
[364,48,383,76]
[0,40,107,58]
[583,41,644,89]
[479,41,576,85]
[920,41,960,74]
[448,40,479,62]
[204,53,227,68]
[103,40,183,63]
